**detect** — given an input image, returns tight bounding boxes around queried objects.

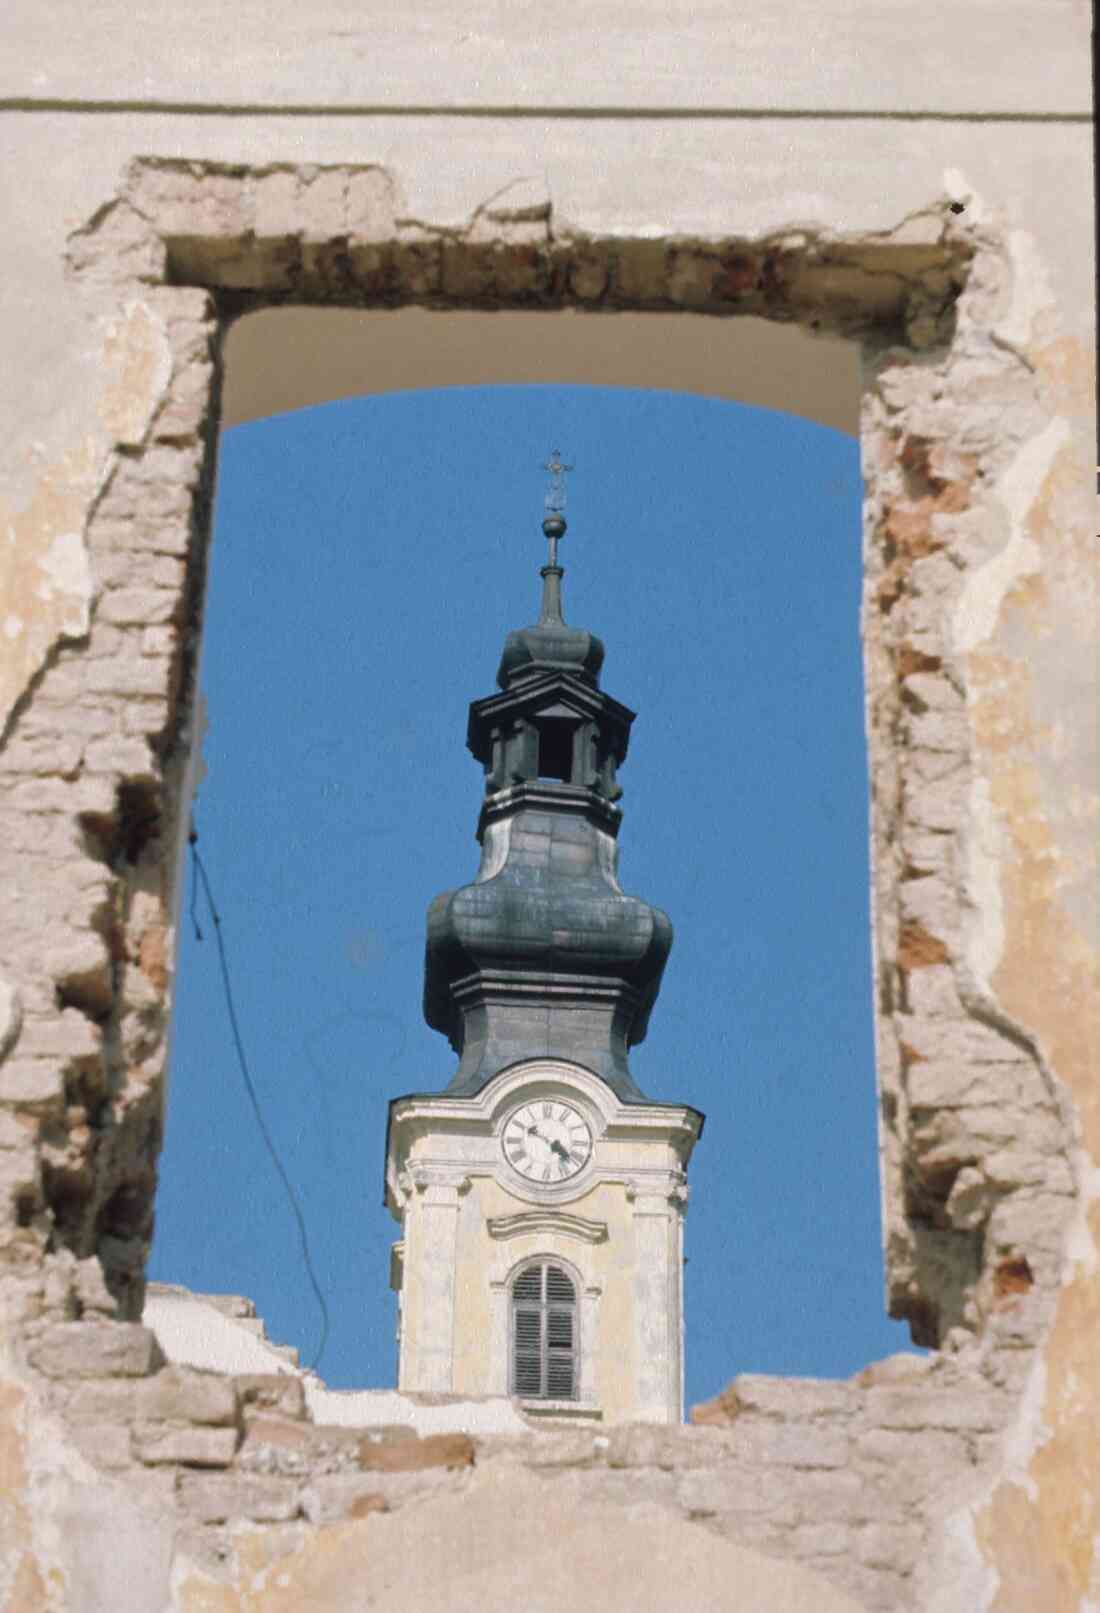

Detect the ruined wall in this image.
[9,1309,1012,1612]
[0,3,1095,1606]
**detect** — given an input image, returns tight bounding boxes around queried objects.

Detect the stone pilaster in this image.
[628,1177,688,1424]
[401,1170,469,1393]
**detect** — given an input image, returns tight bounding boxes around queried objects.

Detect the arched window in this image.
[511,1261,578,1400]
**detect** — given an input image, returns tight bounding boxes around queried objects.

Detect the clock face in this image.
[502,1100,593,1184]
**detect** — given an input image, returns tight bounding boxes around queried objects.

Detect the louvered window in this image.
[510,1262,578,1400]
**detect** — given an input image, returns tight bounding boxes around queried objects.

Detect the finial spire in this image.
[544,449,572,516]
[539,450,572,625]
[542,449,572,558]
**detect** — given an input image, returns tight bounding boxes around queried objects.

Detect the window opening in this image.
[537,719,574,782]
[511,1261,578,1399]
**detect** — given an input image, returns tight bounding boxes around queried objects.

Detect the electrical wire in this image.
[187,823,331,1375]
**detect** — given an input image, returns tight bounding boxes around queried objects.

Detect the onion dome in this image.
[496,513,606,690]
[419,455,673,1103]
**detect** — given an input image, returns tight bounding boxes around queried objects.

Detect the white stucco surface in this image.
[143,1290,299,1377]
[144,1285,529,1432]
[4,0,1088,114]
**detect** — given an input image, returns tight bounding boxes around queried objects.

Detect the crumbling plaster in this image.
[0,8,1095,1601]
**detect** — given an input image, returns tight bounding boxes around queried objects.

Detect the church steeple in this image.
[387,464,701,1425]
[495,452,606,693]
[538,448,569,621]
[423,460,673,1102]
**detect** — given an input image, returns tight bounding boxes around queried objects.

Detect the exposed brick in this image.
[87,625,129,660]
[239,1414,312,1452]
[857,1520,924,1571]
[676,1464,797,1520]
[521,1428,603,1468]
[727,1375,859,1421]
[154,360,215,441]
[98,589,180,627]
[864,1385,1003,1432]
[141,626,178,657]
[905,964,963,1018]
[346,168,397,243]
[357,1431,475,1473]
[727,1422,850,1470]
[82,735,157,777]
[136,1365,239,1425]
[852,1353,932,1389]
[122,699,171,736]
[605,1423,724,1470]
[84,659,173,699]
[236,1415,364,1476]
[147,556,188,589]
[690,1384,741,1425]
[69,1421,133,1471]
[6,777,113,814]
[897,920,950,969]
[48,1377,138,1423]
[177,1471,301,1523]
[18,707,116,744]
[753,1467,883,1527]
[299,1475,395,1526]
[902,1016,1030,1066]
[251,169,301,241]
[28,1323,165,1379]
[233,1373,307,1420]
[857,1426,968,1476]
[133,1423,239,1468]
[906,1060,1032,1110]
[0,1060,65,1107]
[14,1009,101,1060]
[349,1491,388,1519]
[791,1521,851,1556]
[568,255,609,302]
[2,734,85,777]
[0,1109,35,1149]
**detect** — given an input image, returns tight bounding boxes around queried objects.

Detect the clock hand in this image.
[549,1139,569,1161]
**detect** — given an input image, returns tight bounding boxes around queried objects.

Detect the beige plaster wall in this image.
[0,4,1095,1608]
[387,1065,694,1428]
[449,1176,640,1422]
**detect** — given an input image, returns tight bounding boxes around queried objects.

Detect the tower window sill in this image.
[518,1399,602,1423]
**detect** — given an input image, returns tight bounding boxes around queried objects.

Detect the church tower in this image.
[385,459,703,1425]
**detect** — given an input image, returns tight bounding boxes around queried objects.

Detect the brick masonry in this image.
[0,154,1089,1608]
[21,1316,1010,1612]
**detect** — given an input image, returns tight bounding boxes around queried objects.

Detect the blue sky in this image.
[149,383,920,1409]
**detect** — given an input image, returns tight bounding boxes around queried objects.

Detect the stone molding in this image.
[624,1172,690,1212]
[487,1209,609,1244]
[387,1059,703,1215]
[393,1167,472,1208]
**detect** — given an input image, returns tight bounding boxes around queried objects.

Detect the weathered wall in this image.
[0,3,1095,1607]
[8,1306,1010,1613]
